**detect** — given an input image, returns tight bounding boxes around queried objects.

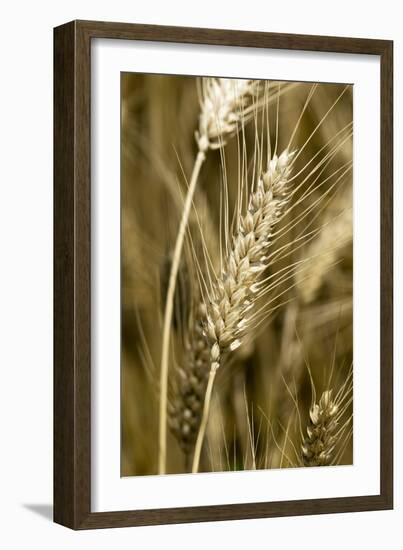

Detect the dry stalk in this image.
[166,191,221,460]
[159,78,261,473]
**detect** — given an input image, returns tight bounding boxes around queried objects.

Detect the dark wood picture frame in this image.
[54,19,393,530]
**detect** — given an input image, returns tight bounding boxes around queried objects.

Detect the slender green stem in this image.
[158,149,206,474]
[191,364,218,473]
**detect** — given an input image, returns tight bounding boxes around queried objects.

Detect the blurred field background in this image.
[121,73,353,476]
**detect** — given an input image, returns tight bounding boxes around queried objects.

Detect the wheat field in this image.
[121,73,353,476]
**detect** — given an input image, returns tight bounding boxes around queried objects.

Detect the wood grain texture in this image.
[54,21,91,529]
[54,21,76,528]
[54,20,393,530]
[380,40,393,507]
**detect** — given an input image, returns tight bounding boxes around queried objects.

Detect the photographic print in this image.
[121,74,353,477]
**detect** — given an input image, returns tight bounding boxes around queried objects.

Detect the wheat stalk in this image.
[196,78,260,151]
[300,356,353,468]
[159,78,262,473]
[191,149,295,472]
[301,390,339,466]
[206,150,295,369]
[168,305,210,459]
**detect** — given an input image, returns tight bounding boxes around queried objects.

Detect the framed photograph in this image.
[54,20,393,529]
